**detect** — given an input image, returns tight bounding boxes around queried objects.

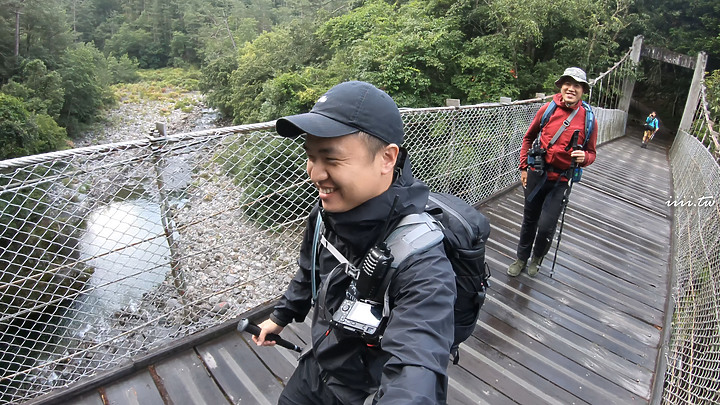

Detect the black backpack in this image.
[385,191,492,364]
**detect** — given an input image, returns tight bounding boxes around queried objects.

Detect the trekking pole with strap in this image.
[549,130,582,279]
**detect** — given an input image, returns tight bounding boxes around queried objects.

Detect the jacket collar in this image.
[553,92,582,110]
[321,155,429,256]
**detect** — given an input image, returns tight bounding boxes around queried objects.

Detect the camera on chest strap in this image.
[331,243,394,343]
[527,138,547,174]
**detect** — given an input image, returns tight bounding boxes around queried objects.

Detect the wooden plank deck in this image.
[45,132,673,405]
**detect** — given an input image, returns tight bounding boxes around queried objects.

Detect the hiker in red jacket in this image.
[507,67,599,277]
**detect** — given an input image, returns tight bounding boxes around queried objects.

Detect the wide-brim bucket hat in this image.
[555,67,590,93]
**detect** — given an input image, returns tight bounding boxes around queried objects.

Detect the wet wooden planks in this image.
[63,330,303,405]
[470,133,672,404]
[58,133,672,405]
[101,369,165,405]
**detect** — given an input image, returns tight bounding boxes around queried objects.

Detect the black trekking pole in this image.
[237,318,303,352]
[549,185,572,278]
[549,130,581,279]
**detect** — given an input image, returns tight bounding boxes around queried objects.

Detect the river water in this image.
[7,96,227,395]
[79,200,171,316]
[57,108,218,346]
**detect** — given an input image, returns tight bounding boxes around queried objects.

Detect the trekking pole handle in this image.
[237,318,303,353]
[568,130,583,162]
[565,130,581,152]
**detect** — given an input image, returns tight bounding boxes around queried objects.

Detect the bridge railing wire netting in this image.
[0,62,640,404]
[663,79,720,405]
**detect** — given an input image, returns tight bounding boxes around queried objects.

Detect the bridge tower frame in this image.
[619,34,708,133]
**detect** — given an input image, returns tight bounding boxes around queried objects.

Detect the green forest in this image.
[1,0,719,160]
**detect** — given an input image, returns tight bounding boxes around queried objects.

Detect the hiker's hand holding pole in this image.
[240,318,303,352]
[239,318,303,352]
[251,319,285,347]
[570,150,585,164]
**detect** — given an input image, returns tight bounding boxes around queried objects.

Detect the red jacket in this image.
[519,93,598,181]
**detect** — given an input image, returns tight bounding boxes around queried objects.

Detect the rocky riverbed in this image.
[75,92,221,147]
[72,92,298,327]
[29,92,301,393]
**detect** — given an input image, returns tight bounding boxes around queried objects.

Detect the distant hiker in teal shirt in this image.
[642,111,659,148]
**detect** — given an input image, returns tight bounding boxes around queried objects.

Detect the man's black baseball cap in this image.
[275,81,404,145]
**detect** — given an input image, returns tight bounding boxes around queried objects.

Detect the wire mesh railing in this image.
[0,92,625,403]
[663,80,720,405]
[688,86,720,162]
[0,124,308,404]
[588,49,634,110]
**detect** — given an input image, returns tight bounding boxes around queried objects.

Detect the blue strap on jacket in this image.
[540,100,595,149]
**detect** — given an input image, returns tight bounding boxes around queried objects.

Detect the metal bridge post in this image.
[678,51,708,133]
[149,123,187,303]
[618,35,643,113]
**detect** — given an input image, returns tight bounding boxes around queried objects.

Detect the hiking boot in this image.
[507,259,526,277]
[527,256,542,277]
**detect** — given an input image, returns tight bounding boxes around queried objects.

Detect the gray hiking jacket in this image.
[270,159,456,404]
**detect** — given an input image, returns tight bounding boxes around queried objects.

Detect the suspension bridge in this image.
[1,35,718,404]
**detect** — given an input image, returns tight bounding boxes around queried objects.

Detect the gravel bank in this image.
[73,92,297,322]
[38,92,301,388]
[75,92,223,147]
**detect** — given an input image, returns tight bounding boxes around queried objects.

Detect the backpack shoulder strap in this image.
[540,100,557,130]
[582,101,595,147]
[311,213,324,303]
[542,100,595,148]
[380,212,444,318]
[384,212,444,268]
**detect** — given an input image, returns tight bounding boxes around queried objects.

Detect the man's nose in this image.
[307,161,327,183]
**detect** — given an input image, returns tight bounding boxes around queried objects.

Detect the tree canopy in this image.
[1,0,719,158]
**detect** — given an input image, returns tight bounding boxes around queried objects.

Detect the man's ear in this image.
[380,144,400,175]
